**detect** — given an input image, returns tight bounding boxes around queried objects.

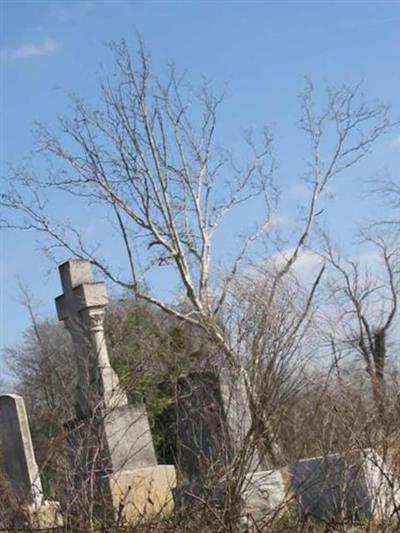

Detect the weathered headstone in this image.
[288,449,400,522]
[176,370,262,484]
[0,394,42,503]
[240,449,400,525]
[0,394,61,527]
[55,259,176,522]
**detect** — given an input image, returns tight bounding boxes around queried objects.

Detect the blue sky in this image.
[1,0,399,370]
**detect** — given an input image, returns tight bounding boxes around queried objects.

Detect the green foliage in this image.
[105,299,209,464]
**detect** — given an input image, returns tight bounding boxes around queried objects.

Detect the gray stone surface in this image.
[241,469,288,522]
[220,370,261,471]
[176,371,261,484]
[289,452,369,520]
[104,404,157,471]
[55,259,158,476]
[176,372,231,483]
[0,394,42,503]
[55,260,126,415]
[288,449,400,521]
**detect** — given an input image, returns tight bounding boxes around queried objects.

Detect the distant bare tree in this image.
[4,284,76,415]
[323,231,399,413]
[371,173,400,232]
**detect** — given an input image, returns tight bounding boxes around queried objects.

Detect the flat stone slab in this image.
[288,449,400,521]
[239,449,400,524]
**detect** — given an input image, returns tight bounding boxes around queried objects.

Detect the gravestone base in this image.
[173,480,233,524]
[241,469,292,523]
[107,465,176,523]
[64,403,158,482]
[64,410,176,525]
[26,500,63,529]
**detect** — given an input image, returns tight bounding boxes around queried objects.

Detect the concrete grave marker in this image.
[55,259,176,522]
[55,259,127,415]
[288,449,400,522]
[55,259,157,471]
[240,449,400,524]
[0,394,42,503]
[176,370,262,484]
[0,394,61,527]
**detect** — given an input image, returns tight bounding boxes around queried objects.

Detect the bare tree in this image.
[0,41,393,464]
[323,231,399,413]
[370,173,400,232]
[4,284,76,414]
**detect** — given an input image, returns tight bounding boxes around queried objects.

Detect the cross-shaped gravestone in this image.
[55,260,127,415]
[54,260,177,524]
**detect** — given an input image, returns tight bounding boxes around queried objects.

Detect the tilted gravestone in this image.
[174,370,277,519]
[0,394,61,527]
[175,371,263,483]
[0,394,42,503]
[55,259,176,522]
[176,371,261,482]
[176,372,232,484]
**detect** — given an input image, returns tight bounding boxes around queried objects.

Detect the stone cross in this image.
[0,394,43,504]
[54,260,177,523]
[55,260,127,415]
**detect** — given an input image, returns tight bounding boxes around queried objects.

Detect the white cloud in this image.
[83,0,94,11]
[47,0,94,21]
[292,249,324,277]
[272,247,322,272]
[1,38,59,62]
[48,4,70,20]
[391,136,400,148]
[253,248,324,284]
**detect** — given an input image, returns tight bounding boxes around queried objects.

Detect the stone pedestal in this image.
[108,465,176,521]
[103,404,158,472]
